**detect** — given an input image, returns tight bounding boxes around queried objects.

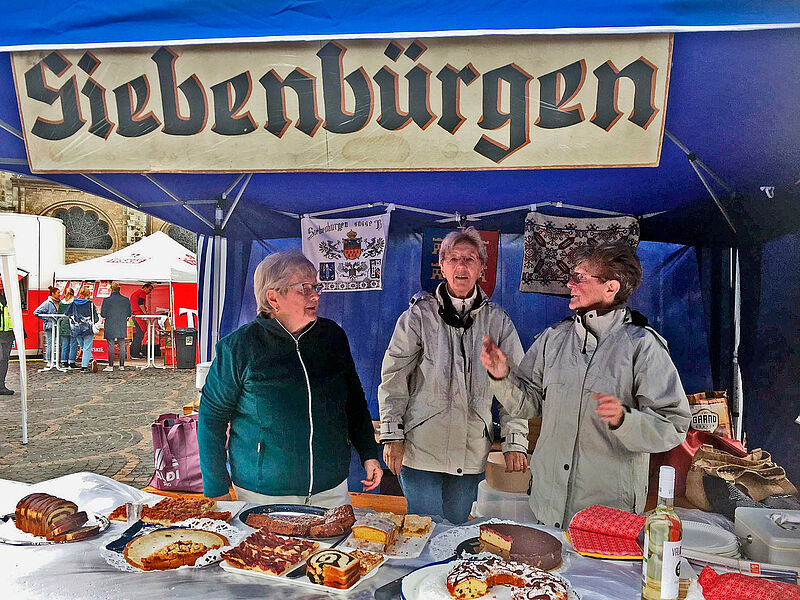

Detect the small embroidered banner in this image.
[520,212,639,295]
[301,213,391,292]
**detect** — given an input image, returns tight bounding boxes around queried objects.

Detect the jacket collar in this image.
[256,313,317,339]
[435,282,486,330]
[574,304,627,352]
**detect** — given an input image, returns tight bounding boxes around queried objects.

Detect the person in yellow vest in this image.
[0,277,14,395]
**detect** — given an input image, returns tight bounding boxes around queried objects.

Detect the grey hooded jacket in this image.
[378,284,528,475]
[489,306,690,528]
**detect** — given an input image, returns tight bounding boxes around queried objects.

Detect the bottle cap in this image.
[659,465,676,498]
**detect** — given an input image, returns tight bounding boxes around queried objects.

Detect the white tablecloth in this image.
[0,473,643,600]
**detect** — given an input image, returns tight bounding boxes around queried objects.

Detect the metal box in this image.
[735,507,800,567]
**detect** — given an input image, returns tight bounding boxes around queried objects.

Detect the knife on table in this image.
[285,532,350,579]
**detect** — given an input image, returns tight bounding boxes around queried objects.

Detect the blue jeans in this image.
[60,335,78,364]
[399,466,483,525]
[44,328,54,364]
[76,335,93,367]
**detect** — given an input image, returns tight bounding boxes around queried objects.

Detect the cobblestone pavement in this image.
[0,359,196,488]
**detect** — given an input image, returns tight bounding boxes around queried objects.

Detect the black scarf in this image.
[436,283,482,330]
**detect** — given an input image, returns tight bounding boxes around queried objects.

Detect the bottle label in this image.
[642,532,649,582]
[660,540,681,599]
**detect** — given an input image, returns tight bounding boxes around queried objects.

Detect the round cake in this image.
[446,556,569,600]
[478,524,562,570]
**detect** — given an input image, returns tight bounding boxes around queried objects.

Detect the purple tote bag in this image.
[147,413,204,493]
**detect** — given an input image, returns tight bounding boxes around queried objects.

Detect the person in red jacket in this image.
[129,282,153,359]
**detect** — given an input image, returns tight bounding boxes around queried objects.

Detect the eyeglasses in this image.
[567,271,606,285]
[285,282,324,296]
[443,255,480,266]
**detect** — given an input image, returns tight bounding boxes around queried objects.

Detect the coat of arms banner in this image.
[520,212,639,295]
[301,213,391,292]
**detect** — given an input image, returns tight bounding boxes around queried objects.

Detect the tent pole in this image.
[688,160,737,233]
[0,233,28,444]
[143,174,215,230]
[169,280,176,369]
[459,201,630,222]
[306,202,454,219]
[220,173,252,231]
[732,248,744,441]
[664,130,732,193]
[664,130,738,232]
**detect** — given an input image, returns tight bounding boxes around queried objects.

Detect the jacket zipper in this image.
[275,319,317,505]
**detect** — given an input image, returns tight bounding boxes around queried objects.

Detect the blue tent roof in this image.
[0,4,798,243]
[1,27,799,242]
[3,1,800,50]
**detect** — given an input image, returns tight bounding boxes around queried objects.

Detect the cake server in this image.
[285,532,349,578]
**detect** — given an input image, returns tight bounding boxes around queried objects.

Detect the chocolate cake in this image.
[246,513,324,536]
[479,524,562,570]
[309,504,356,537]
[246,504,355,538]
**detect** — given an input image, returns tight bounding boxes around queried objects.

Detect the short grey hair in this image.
[253,251,316,316]
[439,227,487,266]
[571,241,642,304]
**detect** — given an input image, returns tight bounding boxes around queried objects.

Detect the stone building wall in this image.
[0,172,195,263]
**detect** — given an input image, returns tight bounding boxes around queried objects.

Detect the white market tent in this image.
[55,231,196,284]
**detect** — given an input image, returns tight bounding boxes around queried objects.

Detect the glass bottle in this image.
[642,465,682,600]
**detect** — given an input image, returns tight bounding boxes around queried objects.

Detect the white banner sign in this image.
[12,34,672,172]
[301,214,390,292]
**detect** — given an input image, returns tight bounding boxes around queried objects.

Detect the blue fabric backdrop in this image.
[226,234,712,418]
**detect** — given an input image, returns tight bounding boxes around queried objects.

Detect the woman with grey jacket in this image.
[378,228,528,524]
[481,241,691,528]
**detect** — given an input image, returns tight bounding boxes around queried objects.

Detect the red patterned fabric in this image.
[567,505,646,559]
[698,566,800,600]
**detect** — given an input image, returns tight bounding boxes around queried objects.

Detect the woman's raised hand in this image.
[480,335,510,379]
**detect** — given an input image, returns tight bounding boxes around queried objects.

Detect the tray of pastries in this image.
[0,492,109,545]
[107,496,245,526]
[219,528,385,593]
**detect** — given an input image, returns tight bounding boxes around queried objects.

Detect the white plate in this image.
[340,525,434,560]
[682,521,738,554]
[100,518,249,572]
[400,561,580,600]
[219,549,385,594]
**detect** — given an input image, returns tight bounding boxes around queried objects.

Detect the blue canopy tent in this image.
[1,2,800,484]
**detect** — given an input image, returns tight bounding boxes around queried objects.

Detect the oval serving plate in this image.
[401,561,580,600]
[0,512,110,546]
[237,503,326,527]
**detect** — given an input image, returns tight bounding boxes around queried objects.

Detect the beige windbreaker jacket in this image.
[490,306,691,528]
[378,285,528,475]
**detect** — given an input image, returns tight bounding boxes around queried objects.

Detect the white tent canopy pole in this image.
[0,231,28,444]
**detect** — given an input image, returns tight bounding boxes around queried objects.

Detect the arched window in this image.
[54,206,113,249]
[167,225,197,253]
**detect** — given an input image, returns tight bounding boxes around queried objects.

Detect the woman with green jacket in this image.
[198,251,382,506]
